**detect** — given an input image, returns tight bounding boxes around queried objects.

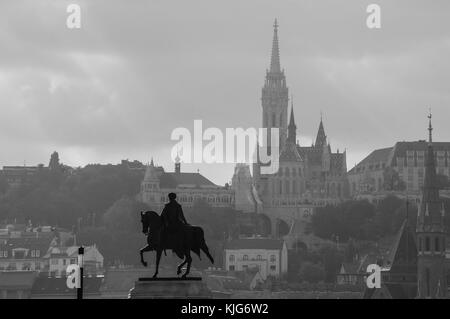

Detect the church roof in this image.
[280,142,302,162]
[385,220,417,273]
[298,146,322,165]
[315,119,327,148]
[330,153,346,172]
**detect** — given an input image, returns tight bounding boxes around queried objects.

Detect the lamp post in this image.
[77,246,84,300]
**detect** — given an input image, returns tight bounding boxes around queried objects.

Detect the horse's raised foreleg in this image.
[181,252,192,279]
[153,249,162,278]
[140,245,152,267]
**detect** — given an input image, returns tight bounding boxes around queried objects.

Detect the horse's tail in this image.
[193,227,214,264]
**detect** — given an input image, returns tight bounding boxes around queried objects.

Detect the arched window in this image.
[270,255,276,262]
[243,255,248,261]
[229,255,235,262]
[256,255,262,261]
[425,237,430,251]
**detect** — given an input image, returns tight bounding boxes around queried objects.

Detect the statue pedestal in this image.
[128,277,212,299]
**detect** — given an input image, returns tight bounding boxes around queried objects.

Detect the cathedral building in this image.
[252,20,348,211]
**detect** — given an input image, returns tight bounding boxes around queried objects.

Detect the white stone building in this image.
[224,237,288,280]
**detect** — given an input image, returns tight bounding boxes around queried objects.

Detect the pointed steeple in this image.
[428,110,433,144]
[315,116,327,148]
[270,19,281,73]
[150,157,154,167]
[421,111,439,208]
[416,111,446,299]
[287,96,296,144]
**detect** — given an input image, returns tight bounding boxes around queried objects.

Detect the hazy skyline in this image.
[1,0,449,185]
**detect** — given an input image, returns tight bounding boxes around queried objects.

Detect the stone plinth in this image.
[128,277,212,299]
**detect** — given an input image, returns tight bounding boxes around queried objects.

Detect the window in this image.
[36,250,40,258]
[70,258,77,264]
[270,265,276,271]
[51,259,58,265]
[243,255,248,261]
[63,259,67,266]
[435,237,440,252]
[270,255,276,262]
[425,237,430,252]
[256,255,262,261]
[229,265,235,271]
[229,255,235,262]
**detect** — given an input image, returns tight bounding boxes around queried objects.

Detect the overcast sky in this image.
[0,0,449,185]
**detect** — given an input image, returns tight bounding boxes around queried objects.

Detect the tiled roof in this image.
[0,236,54,254]
[280,143,302,162]
[348,147,392,174]
[385,220,417,273]
[159,172,218,188]
[391,141,450,157]
[224,238,284,250]
[298,146,322,165]
[330,153,346,172]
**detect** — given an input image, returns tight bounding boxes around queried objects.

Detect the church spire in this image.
[416,111,446,299]
[287,96,296,144]
[315,116,327,148]
[270,19,281,73]
[428,110,433,144]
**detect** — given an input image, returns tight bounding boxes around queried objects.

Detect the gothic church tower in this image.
[416,113,447,299]
[261,19,289,151]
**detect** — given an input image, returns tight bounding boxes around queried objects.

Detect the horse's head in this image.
[140,210,160,235]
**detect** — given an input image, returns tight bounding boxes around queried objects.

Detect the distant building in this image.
[46,245,104,277]
[140,158,234,211]
[364,114,449,299]
[0,165,44,188]
[224,237,288,279]
[252,20,348,212]
[348,141,450,200]
[0,236,56,272]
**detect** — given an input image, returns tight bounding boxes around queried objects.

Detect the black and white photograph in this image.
[0,0,449,310]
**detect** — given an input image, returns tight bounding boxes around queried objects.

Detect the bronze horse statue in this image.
[139,211,214,278]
